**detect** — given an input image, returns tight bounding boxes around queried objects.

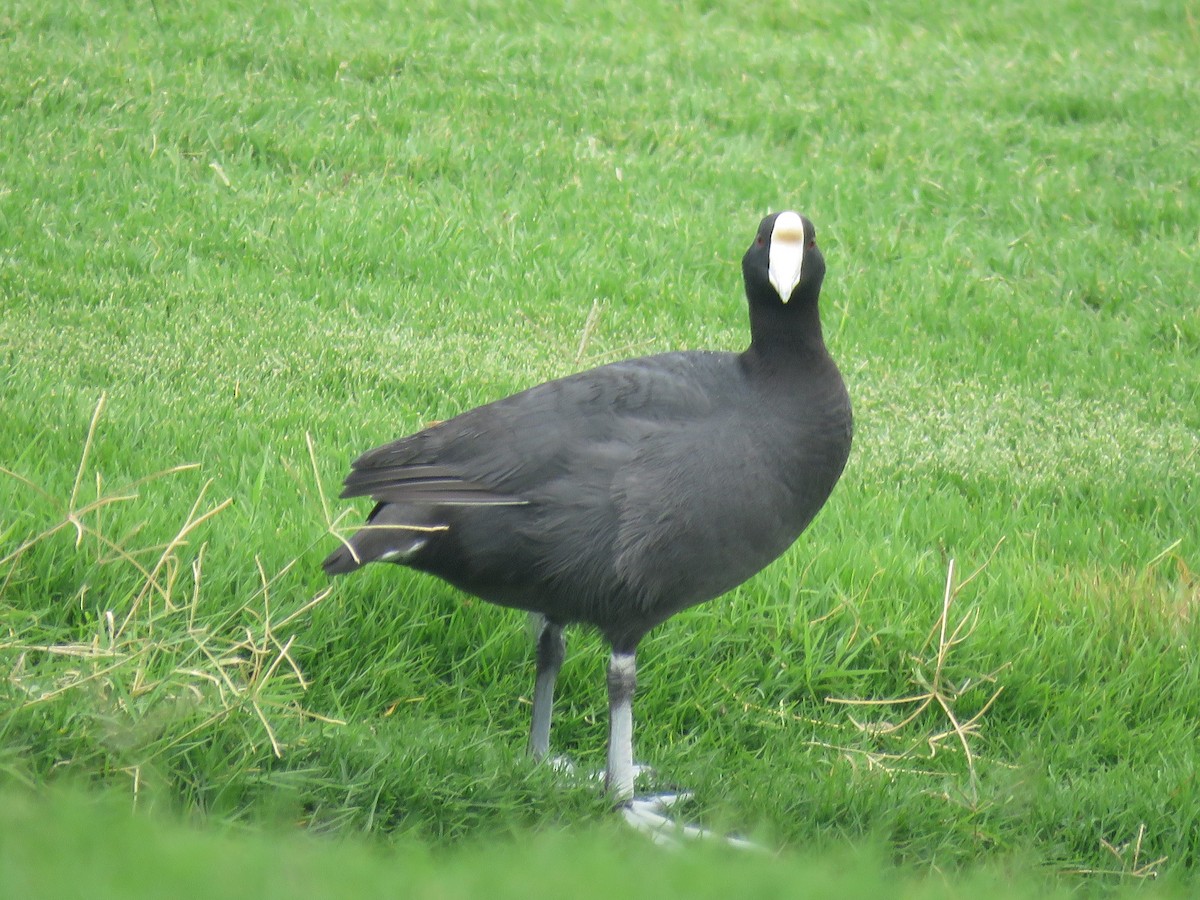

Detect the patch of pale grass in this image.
[723,551,1009,806]
[1063,822,1169,882]
[0,396,338,800]
[825,551,1009,807]
[1064,544,1198,627]
[854,372,1200,490]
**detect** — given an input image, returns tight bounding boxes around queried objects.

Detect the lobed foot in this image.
[537,753,758,849]
[619,794,761,851]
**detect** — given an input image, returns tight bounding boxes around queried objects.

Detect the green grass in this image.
[1,0,1198,894]
[1,787,1104,900]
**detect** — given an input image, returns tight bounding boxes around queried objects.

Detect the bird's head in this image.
[742,211,824,307]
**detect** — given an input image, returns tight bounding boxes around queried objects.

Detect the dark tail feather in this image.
[322,505,442,577]
[322,544,365,576]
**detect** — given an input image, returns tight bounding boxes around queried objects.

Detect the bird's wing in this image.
[339,352,726,507]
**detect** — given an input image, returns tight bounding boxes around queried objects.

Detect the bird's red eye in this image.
[808,239,816,248]
[756,235,765,246]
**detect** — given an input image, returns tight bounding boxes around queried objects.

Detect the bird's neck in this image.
[742,293,829,373]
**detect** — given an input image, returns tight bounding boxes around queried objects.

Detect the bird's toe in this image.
[618,795,761,851]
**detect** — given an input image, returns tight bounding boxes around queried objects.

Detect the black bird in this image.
[323,211,852,808]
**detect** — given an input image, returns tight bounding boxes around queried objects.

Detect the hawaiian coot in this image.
[323,210,852,809]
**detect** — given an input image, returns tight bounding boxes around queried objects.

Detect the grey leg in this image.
[602,648,761,849]
[528,616,565,760]
[605,650,637,802]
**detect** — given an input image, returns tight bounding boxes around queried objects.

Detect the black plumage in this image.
[323,211,852,803]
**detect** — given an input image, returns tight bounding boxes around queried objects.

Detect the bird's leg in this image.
[605,648,760,850]
[528,616,565,760]
[605,650,638,803]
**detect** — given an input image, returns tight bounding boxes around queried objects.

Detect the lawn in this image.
[1,0,1198,895]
